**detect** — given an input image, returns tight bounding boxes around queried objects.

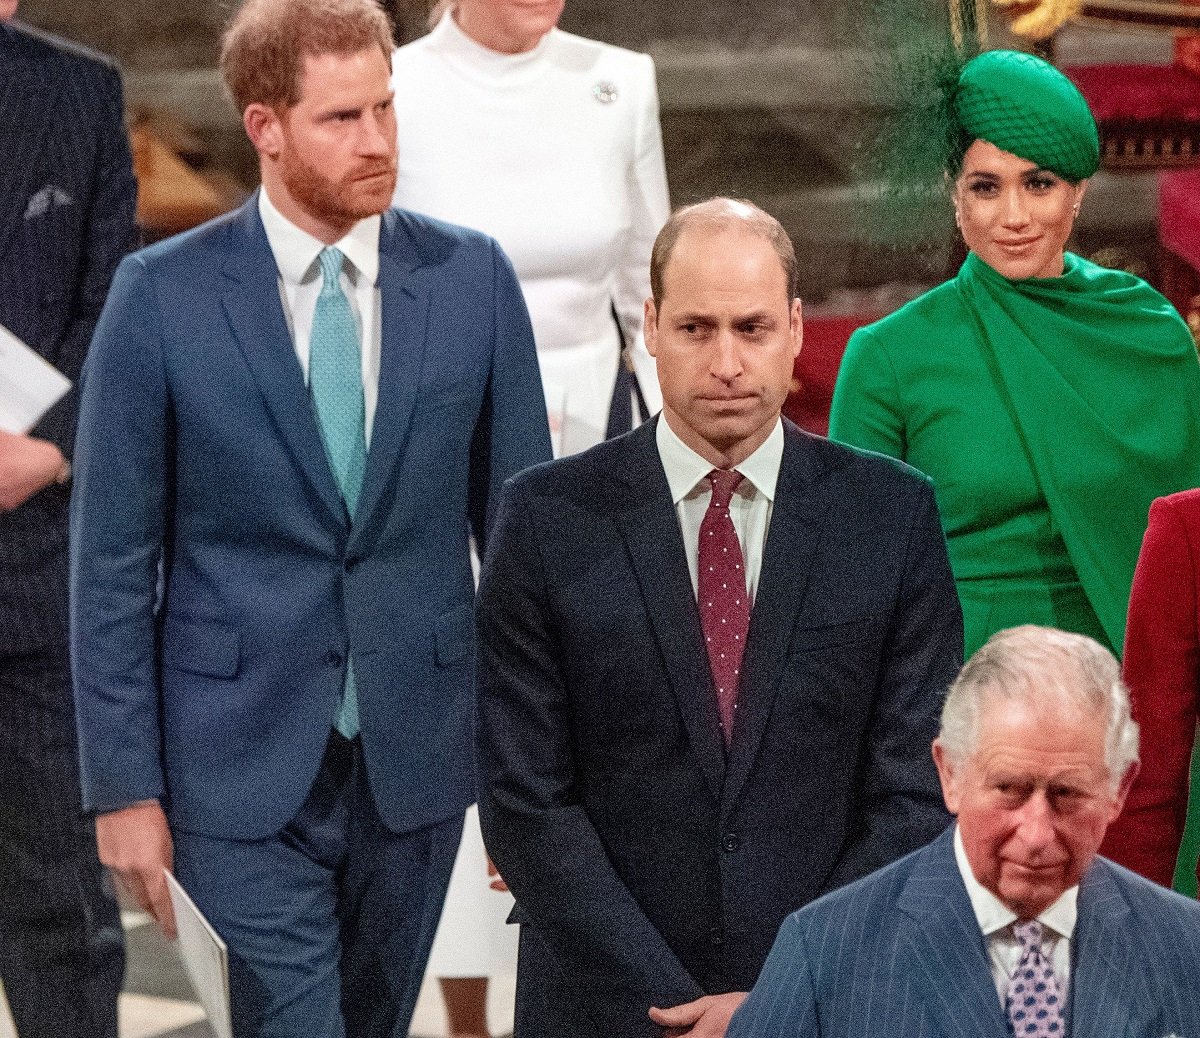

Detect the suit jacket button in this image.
[722,834,741,853]
[709,927,724,947]
[343,558,357,573]
[326,650,344,668]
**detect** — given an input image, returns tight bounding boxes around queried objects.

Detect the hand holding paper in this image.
[95,801,177,938]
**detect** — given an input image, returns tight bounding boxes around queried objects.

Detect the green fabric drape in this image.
[956,251,1200,653]
[831,252,1200,660]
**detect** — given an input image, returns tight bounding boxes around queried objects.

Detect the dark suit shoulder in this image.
[385,206,502,268]
[1097,856,1200,929]
[792,830,933,928]
[4,20,122,79]
[502,422,654,508]
[123,206,247,275]
[783,420,934,495]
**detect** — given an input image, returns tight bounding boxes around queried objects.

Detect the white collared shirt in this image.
[258,188,383,447]
[655,416,784,603]
[953,824,1076,1006]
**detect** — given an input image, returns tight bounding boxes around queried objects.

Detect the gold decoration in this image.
[990,0,1085,40]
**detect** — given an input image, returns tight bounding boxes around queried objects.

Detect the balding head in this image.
[650,198,798,309]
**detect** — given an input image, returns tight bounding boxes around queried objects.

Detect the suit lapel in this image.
[348,218,429,551]
[897,831,1010,1038]
[721,426,832,814]
[1069,861,1146,1038]
[0,27,65,263]
[221,199,345,527]
[614,424,726,801]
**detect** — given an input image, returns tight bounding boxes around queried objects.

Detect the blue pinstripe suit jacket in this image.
[728,826,1200,1038]
[0,21,137,653]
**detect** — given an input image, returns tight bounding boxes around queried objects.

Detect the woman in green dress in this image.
[829,49,1200,660]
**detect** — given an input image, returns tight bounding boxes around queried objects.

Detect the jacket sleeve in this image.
[825,475,961,888]
[467,239,552,551]
[70,254,170,814]
[476,479,705,1036]
[32,60,138,458]
[1101,494,1200,888]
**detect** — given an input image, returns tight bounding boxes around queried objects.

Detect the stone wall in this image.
[12,0,1166,296]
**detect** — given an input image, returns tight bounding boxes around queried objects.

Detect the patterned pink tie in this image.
[1006,920,1065,1038]
[698,469,750,747]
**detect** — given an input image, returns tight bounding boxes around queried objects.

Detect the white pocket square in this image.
[24,185,74,220]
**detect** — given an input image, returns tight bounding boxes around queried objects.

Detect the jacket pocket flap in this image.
[789,616,876,651]
[163,620,240,678]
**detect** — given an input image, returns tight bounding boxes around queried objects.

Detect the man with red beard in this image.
[69,0,550,1034]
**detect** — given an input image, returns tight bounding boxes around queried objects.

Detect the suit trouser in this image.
[0,647,124,1038]
[175,730,463,1038]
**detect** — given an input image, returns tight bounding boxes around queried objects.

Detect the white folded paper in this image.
[165,870,233,1038]
[0,324,71,434]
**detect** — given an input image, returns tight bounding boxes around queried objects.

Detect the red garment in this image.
[1101,490,1200,890]
[698,470,750,747]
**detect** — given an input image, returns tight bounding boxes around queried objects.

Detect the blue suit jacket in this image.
[0,21,136,653]
[71,197,551,839]
[477,419,961,1037]
[729,826,1200,1038]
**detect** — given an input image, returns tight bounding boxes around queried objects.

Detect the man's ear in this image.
[244,102,284,160]
[1107,759,1139,822]
[644,297,659,357]
[931,738,961,815]
[790,297,803,359]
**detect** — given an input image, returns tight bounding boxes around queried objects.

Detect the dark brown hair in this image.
[220,0,394,113]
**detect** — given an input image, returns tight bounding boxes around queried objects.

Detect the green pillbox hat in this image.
[953,50,1100,182]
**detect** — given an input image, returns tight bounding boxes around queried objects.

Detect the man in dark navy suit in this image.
[476,198,962,1038]
[71,0,550,1034]
[730,625,1200,1038]
[0,5,136,1035]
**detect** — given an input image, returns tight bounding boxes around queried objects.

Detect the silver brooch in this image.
[592,80,618,104]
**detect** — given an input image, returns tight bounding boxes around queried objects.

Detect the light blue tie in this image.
[310,246,365,739]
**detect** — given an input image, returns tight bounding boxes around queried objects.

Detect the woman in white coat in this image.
[392,3,670,1035]
[392,0,670,457]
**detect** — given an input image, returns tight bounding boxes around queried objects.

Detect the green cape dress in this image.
[830,251,1200,660]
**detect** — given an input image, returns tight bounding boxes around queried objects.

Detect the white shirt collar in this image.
[953,824,1078,941]
[655,415,783,505]
[258,187,381,288]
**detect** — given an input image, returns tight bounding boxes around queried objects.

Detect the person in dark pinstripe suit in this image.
[0,7,137,1036]
[729,625,1200,1038]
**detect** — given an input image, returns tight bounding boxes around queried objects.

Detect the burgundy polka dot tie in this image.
[698,469,750,747]
[1005,920,1064,1038]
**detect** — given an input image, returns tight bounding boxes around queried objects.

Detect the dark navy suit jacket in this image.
[71,197,551,840]
[729,826,1200,1038]
[0,21,136,653]
[477,418,962,1037]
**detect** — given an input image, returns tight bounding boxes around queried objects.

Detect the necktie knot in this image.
[707,469,743,509]
[318,247,346,295]
[1013,920,1044,953]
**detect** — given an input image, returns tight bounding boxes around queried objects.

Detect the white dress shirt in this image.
[258,188,383,447]
[953,824,1076,1006]
[655,416,784,603]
